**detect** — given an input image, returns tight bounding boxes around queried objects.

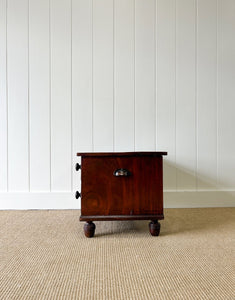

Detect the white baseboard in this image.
[0,190,234,210]
[0,192,80,209]
[164,190,235,208]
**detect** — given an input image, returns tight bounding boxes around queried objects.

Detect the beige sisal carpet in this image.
[0,208,234,300]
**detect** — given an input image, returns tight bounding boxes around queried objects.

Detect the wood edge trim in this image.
[77,152,167,157]
[79,215,164,221]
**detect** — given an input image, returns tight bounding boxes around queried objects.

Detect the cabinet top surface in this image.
[77,151,167,157]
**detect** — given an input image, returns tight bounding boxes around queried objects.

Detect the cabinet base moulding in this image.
[80,214,164,221]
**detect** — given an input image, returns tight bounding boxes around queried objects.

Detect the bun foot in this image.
[84,221,96,238]
[149,220,161,236]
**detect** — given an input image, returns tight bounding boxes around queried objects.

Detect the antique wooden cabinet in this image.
[76,152,167,237]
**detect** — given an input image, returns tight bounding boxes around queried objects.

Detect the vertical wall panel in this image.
[51,0,71,191]
[114,0,135,151]
[197,0,217,190]
[135,0,156,151]
[176,0,196,190]
[29,0,50,191]
[93,0,114,151]
[72,0,92,192]
[0,0,7,191]
[156,0,176,190]
[218,0,235,188]
[7,0,29,191]
[72,0,93,153]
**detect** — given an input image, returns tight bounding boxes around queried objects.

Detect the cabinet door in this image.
[81,156,163,216]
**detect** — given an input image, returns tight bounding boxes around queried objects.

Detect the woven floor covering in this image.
[0,208,234,300]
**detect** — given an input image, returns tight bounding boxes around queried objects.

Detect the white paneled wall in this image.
[0,0,7,191]
[218,0,235,189]
[7,0,29,191]
[0,0,235,209]
[135,0,156,151]
[157,0,176,191]
[114,0,135,152]
[176,0,197,190]
[51,0,72,191]
[197,0,217,190]
[29,0,50,191]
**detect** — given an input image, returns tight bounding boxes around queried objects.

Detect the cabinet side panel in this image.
[81,156,163,216]
[134,156,163,214]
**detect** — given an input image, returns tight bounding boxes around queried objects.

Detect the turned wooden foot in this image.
[149,220,161,236]
[84,221,96,238]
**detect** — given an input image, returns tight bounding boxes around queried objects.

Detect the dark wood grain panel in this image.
[81,156,163,216]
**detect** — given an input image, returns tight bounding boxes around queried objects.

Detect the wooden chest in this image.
[76,152,167,237]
